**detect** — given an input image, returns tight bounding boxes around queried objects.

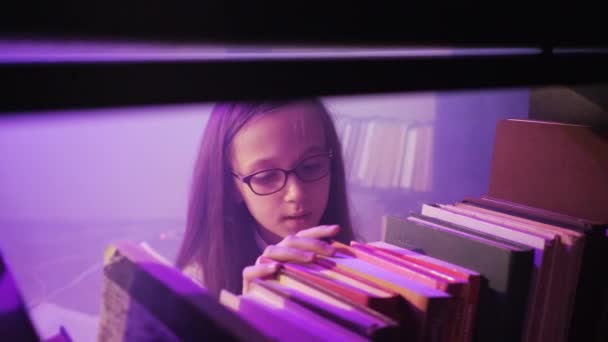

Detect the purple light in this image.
[0,39,541,64]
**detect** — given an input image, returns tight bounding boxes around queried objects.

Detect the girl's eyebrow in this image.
[298,145,327,158]
[245,145,327,174]
[244,157,276,175]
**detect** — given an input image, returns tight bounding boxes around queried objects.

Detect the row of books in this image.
[4,195,603,342]
[95,237,470,341]
[92,195,605,342]
[383,196,607,342]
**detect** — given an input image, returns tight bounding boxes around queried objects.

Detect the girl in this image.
[176,99,355,296]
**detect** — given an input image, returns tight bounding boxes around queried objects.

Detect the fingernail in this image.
[267,263,278,270]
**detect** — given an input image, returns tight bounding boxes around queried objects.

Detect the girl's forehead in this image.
[230,103,327,169]
[240,103,325,142]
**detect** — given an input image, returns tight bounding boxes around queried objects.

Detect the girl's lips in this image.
[283,212,312,220]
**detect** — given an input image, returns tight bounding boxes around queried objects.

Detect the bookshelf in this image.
[1,43,607,114]
[1,9,607,341]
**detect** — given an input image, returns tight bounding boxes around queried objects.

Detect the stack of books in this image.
[219,239,484,342]
[487,118,608,342]
[96,197,606,342]
[99,238,482,342]
[383,196,607,342]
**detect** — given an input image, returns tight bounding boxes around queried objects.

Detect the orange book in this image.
[269,268,403,341]
[366,241,481,342]
[315,243,455,342]
[344,240,468,342]
[258,256,409,322]
[339,239,468,341]
[340,241,467,295]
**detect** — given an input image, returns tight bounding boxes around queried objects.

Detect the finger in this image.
[261,245,315,263]
[277,235,336,256]
[295,224,341,239]
[242,263,279,293]
[256,255,275,265]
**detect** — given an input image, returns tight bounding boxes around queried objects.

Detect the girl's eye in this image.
[297,156,330,180]
[252,170,283,185]
[300,162,322,172]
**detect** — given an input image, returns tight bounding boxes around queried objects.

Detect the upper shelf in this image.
[1,3,606,47]
[1,39,607,114]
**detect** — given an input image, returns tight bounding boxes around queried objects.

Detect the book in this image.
[98,240,270,342]
[252,276,400,341]
[364,241,481,342]
[258,257,409,322]
[219,288,328,342]
[344,241,468,342]
[254,244,459,342]
[271,268,402,340]
[316,246,455,342]
[489,119,608,222]
[224,279,370,342]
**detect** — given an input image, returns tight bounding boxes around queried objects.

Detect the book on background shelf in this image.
[335,116,435,192]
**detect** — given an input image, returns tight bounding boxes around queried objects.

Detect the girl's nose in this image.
[282,173,305,202]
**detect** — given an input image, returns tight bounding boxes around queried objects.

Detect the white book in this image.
[400,126,418,189]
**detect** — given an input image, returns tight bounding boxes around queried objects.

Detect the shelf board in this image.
[2,47,607,114]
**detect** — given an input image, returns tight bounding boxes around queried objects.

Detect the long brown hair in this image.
[175,99,354,296]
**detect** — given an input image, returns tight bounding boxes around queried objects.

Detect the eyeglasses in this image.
[232,151,333,196]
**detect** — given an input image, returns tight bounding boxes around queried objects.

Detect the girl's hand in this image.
[241,224,340,293]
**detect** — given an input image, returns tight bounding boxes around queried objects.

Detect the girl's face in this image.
[229,103,331,244]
